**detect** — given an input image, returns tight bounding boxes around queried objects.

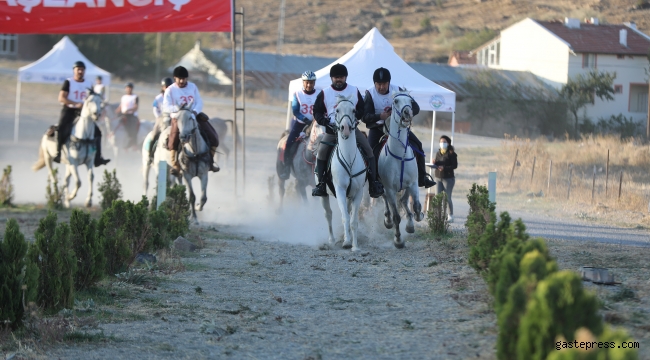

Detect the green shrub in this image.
[317,23,329,39]
[46,168,65,210]
[420,17,431,29]
[427,192,449,235]
[454,28,497,51]
[149,207,171,250]
[496,250,557,359]
[0,165,14,207]
[468,211,511,275]
[0,219,39,329]
[69,209,105,290]
[98,169,123,211]
[465,183,494,247]
[100,197,156,275]
[29,212,76,312]
[547,325,638,359]
[392,17,403,29]
[160,185,190,239]
[581,114,644,140]
[516,271,603,360]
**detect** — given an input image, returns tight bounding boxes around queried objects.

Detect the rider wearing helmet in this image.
[363,67,436,188]
[93,75,105,99]
[164,66,220,175]
[148,77,173,163]
[116,82,139,149]
[53,60,110,167]
[283,70,319,165]
[311,63,384,198]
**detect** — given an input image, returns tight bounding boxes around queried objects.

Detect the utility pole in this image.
[155,32,161,80]
[274,0,286,98]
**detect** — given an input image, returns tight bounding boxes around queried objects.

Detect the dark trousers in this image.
[121,114,139,148]
[168,116,219,151]
[367,127,426,179]
[57,107,80,154]
[285,120,305,160]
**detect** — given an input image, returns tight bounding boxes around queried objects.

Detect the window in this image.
[629,84,648,113]
[616,54,625,59]
[483,48,488,66]
[496,42,500,65]
[582,53,596,68]
[614,85,623,94]
[0,34,17,56]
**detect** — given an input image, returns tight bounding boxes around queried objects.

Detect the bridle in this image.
[331,99,358,133]
[178,108,198,144]
[384,92,420,191]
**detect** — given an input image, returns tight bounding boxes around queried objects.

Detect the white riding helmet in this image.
[301,71,317,81]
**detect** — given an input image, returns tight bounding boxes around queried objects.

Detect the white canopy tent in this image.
[14,36,112,143]
[287,27,456,204]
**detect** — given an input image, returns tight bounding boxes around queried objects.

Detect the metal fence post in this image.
[156,161,167,209]
[488,171,497,203]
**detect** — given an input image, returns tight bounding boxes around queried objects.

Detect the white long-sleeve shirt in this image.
[153,93,164,118]
[163,82,203,115]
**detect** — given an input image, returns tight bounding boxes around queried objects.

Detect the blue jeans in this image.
[435,177,455,215]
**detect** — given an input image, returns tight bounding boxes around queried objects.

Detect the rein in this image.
[333,98,367,197]
[178,109,208,177]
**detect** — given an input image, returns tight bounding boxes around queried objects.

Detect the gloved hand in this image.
[299,132,306,138]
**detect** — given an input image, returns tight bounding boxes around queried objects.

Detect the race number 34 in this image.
[301,104,313,115]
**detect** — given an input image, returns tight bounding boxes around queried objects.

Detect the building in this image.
[447,50,476,67]
[472,18,650,121]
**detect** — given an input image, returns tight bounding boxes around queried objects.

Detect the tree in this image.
[559,70,616,137]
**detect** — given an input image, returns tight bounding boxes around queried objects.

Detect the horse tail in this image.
[32,141,45,172]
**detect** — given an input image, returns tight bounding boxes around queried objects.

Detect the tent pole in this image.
[426,111,436,209]
[14,79,21,143]
[240,7,246,194]
[451,111,455,144]
[232,10,238,195]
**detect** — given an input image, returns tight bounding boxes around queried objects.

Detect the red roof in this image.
[534,20,650,55]
[448,50,475,66]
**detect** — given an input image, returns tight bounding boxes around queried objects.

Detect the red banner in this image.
[0,0,232,33]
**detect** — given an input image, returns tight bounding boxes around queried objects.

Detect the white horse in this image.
[321,95,367,252]
[176,104,211,225]
[33,90,104,208]
[378,89,424,248]
[102,103,153,160]
[141,126,181,196]
[275,120,324,209]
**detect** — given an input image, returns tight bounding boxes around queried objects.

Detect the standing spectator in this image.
[433,135,457,222]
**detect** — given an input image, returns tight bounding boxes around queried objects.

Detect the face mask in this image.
[440,142,448,149]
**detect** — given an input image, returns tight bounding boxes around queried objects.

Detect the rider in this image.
[93,76,105,99]
[363,67,436,188]
[311,63,385,198]
[52,61,110,167]
[148,77,173,164]
[164,66,220,175]
[284,70,318,165]
[116,82,139,149]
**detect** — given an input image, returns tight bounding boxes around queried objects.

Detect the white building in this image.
[474,18,650,122]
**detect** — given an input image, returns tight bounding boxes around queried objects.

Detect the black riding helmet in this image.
[73,61,86,69]
[373,67,391,83]
[329,63,348,77]
[173,66,189,78]
[161,77,173,87]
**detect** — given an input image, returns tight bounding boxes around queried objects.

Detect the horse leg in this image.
[198,172,208,212]
[336,192,352,249]
[411,183,424,222]
[382,193,393,229]
[143,155,150,197]
[385,188,403,248]
[401,189,415,234]
[320,196,335,246]
[183,173,198,225]
[296,180,308,204]
[85,164,94,208]
[63,166,72,208]
[68,164,82,201]
[350,189,363,252]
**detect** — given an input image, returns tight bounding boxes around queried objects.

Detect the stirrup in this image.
[369,181,384,198]
[52,154,61,164]
[312,182,328,197]
[420,173,436,188]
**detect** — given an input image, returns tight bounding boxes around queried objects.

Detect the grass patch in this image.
[63,331,120,343]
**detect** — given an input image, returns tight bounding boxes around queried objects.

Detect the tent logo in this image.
[430,95,444,109]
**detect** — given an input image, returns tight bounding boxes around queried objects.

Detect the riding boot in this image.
[53,141,62,164]
[209,146,220,172]
[94,137,111,167]
[148,135,158,165]
[311,159,328,197]
[170,150,181,176]
[416,154,436,188]
[367,156,384,198]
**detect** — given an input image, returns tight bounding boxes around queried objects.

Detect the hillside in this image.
[210,0,650,62]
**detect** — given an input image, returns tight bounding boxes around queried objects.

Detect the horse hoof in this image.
[384,219,394,229]
[394,240,405,249]
[415,212,425,222]
[351,246,360,252]
[406,223,415,234]
[342,241,352,249]
[85,200,92,208]
[319,243,330,250]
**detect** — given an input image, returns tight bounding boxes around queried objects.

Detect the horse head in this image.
[334,94,357,140]
[390,88,413,130]
[176,101,197,144]
[83,89,103,121]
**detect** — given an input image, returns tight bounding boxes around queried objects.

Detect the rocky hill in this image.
[209,0,650,62]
